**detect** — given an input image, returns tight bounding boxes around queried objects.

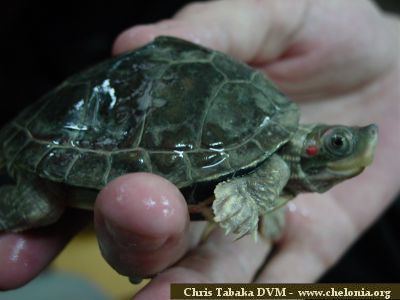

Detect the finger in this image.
[265,0,398,100]
[134,229,272,300]
[255,195,357,283]
[112,0,308,63]
[94,173,190,278]
[0,210,88,290]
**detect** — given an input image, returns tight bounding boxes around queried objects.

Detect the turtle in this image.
[0,36,378,239]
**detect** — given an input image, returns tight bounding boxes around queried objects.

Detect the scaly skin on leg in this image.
[212,154,290,238]
[0,176,64,232]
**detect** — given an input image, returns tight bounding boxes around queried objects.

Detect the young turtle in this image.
[0,36,377,239]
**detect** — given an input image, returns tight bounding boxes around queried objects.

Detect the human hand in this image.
[108,0,400,298]
[1,0,399,298]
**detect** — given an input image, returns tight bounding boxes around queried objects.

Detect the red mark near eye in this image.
[306,145,319,156]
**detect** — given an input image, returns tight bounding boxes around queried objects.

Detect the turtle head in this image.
[296,124,378,193]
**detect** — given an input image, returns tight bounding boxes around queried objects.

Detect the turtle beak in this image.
[358,124,378,166]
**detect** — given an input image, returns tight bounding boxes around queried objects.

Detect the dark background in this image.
[0,0,399,282]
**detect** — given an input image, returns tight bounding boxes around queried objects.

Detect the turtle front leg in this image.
[0,176,64,232]
[212,154,290,239]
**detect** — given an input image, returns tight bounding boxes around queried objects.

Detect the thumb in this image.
[94,173,190,278]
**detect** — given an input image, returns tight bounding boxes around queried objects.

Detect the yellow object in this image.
[51,225,148,300]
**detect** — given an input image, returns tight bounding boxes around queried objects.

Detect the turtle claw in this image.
[213,180,259,238]
[252,230,259,242]
[224,225,232,236]
[233,215,258,240]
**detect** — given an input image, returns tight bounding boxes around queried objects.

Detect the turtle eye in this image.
[331,135,344,149]
[324,128,353,156]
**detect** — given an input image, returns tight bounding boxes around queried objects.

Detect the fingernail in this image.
[103,220,167,251]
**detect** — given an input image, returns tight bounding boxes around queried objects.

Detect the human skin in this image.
[0,0,399,299]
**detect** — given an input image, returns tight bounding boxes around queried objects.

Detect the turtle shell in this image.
[1,36,299,202]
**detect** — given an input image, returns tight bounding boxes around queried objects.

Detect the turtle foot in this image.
[213,179,259,239]
[0,178,64,232]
